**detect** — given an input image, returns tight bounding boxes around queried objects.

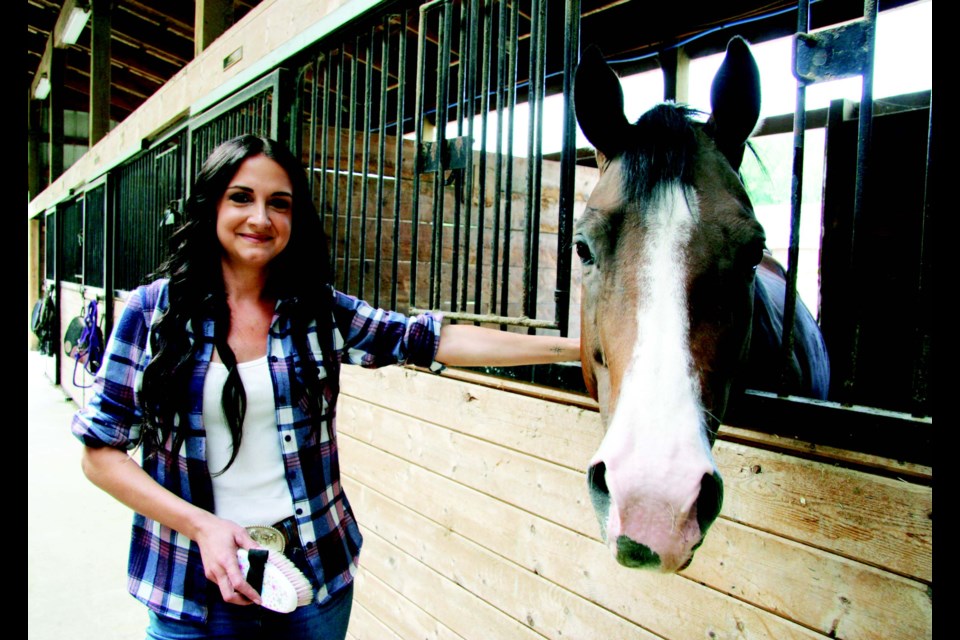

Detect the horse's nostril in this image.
[588,461,609,496]
[587,461,612,539]
[696,472,724,533]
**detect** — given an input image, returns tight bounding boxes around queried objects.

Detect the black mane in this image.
[619,103,703,210]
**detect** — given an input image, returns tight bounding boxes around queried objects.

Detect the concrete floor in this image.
[28,349,145,639]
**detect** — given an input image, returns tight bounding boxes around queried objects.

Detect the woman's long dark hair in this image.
[139,135,339,472]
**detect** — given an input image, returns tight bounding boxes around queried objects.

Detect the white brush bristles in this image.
[236,548,314,613]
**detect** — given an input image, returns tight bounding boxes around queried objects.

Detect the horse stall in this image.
[297,5,931,633]
[28,0,932,638]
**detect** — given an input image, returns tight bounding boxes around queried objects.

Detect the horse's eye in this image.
[741,241,764,272]
[575,240,595,265]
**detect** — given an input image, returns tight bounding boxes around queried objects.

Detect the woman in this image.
[72,135,579,639]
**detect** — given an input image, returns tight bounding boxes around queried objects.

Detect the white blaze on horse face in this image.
[593,183,718,572]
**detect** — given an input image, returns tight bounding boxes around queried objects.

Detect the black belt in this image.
[245,515,301,556]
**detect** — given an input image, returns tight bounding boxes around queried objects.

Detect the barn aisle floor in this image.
[28,349,144,639]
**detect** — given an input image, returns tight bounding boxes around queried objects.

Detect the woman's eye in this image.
[269,198,292,211]
[229,192,252,204]
[574,240,595,265]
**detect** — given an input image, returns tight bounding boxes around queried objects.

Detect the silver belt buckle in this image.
[245,525,286,554]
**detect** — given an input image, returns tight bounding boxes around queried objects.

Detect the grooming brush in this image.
[236,548,314,613]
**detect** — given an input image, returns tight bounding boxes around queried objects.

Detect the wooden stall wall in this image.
[337,365,932,640]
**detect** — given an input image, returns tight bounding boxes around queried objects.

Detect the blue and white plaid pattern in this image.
[72,278,442,622]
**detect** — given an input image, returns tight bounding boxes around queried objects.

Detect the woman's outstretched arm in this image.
[434,324,580,367]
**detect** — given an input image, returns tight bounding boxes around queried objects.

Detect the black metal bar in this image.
[374,16,390,309]
[343,38,359,292]
[411,5,432,309]
[52,203,62,384]
[306,61,319,201]
[460,0,480,315]
[844,0,878,403]
[103,176,114,333]
[449,0,468,315]
[555,0,579,337]
[499,0,519,324]
[474,0,492,321]
[318,53,331,235]
[780,0,810,395]
[359,29,375,302]
[391,10,408,311]
[439,3,454,311]
[331,50,344,280]
[426,6,439,308]
[911,90,933,416]
[521,0,539,319]
[489,0,507,316]
[430,4,453,311]
[530,0,547,328]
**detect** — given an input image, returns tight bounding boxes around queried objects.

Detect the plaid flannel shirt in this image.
[71,278,442,622]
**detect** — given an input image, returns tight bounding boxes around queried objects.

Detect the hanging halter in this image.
[72,299,104,388]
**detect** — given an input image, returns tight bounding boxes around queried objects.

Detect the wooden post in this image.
[28,91,42,199]
[194,0,232,56]
[48,48,65,184]
[89,0,111,146]
[658,45,690,104]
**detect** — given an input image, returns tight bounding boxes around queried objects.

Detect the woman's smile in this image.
[238,232,273,243]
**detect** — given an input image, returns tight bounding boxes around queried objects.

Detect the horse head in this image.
[573,37,763,572]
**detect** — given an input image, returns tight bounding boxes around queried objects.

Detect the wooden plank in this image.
[352,569,459,640]
[358,529,547,640]
[719,425,932,482]
[716,442,932,582]
[341,433,829,640]
[347,598,403,640]
[440,367,597,410]
[340,366,601,471]
[686,520,932,640]
[339,367,932,582]
[341,428,929,639]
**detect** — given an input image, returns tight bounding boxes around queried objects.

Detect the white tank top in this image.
[202,355,295,526]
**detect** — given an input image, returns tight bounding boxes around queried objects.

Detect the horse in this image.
[572,36,830,572]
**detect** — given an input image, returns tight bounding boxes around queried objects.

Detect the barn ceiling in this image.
[26,0,263,124]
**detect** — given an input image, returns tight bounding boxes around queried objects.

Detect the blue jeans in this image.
[145,583,354,640]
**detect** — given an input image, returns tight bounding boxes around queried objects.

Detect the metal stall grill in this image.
[83,184,106,290]
[189,72,282,186]
[60,197,84,285]
[45,210,56,282]
[783,0,932,418]
[293,0,578,343]
[113,133,187,293]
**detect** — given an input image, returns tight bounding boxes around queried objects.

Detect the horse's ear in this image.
[708,36,761,171]
[575,45,632,160]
